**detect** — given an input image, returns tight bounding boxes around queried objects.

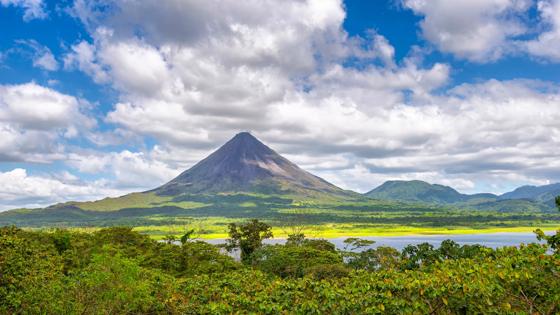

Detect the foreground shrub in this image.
[59,249,177,314]
[175,244,559,314]
[0,228,65,313]
[1,226,559,314]
[251,244,344,278]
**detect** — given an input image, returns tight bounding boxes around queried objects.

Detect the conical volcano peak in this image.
[228,132,257,146]
[220,132,274,156]
[154,132,350,197]
[232,131,255,140]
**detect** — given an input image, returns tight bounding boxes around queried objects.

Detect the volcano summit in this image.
[154,132,350,197]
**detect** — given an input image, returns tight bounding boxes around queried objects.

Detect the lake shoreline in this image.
[188,226,559,240]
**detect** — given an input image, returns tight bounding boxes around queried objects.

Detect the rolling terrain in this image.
[366,180,558,212]
[0,133,558,238]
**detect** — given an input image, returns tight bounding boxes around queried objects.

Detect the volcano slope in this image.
[1,133,558,238]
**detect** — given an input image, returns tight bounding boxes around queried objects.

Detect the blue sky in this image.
[1,0,560,210]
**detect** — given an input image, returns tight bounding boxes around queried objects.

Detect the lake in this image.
[204,232,550,251]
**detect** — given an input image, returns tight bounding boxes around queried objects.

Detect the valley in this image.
[1,133,558,239]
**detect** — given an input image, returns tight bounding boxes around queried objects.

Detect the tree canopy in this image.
[0,224,559,314]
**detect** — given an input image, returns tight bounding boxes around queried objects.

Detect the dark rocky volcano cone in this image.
[154,132,350,197]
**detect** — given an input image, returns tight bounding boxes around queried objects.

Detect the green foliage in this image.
[342,238,401,271]
[163,234,177,244]
[59,249,177,314]
[252,243,344,278]
[69,192,207,212]
[180,228,195,244]
[343,237,375,250]
[0,227,65,313]
[299,238,337,252]
[225,219,273,263]
[345,246,401,271]
[285,232,305,246]
[535,228,560,253]
[401,240,490,269]
[179,241,238,276]
[1,225,559,314]
[174,244,559,314]
[3,190,559,238]
[366,180,465,203]
[534,196,560,253]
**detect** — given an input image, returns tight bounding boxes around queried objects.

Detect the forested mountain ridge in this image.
[499,183,560,206]
[365,180,558,212]
[0,133,558,232]
[1,223,559,314]
[365,180,497,204]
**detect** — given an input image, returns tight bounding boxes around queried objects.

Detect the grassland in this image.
[131,223,560,240]
[30,222,560,240]
[3,192,558,239]
[64,192,208,211]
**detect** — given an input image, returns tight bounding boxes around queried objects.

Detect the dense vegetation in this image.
[1,192,559,239]
[2,132,558,240]
[366,180,560,211]
[2,218,559,313]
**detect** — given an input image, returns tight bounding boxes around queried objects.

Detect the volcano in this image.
[0,132,355,226]
[154,132,350,197]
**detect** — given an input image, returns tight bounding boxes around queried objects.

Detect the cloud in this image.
[32,48,57,71]
[16,39,58,71]
[0,0,47,21]
[4,0,560,211]
[0,148,182,211]
[402,0,531,62]
[0,82,94,162]
[67,0,448,147]
[67,150,180,189]
[64,40,110,83]
[0,168,129,211]
[98,39,170,95]
[58,0,560,197]
[525,0,560,61]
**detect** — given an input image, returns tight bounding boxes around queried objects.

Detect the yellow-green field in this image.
[33,220,559,240]
[4,191,559,240]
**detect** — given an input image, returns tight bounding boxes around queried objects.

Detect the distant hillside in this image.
[468,199,552,213]
[0,132,362,227]
[499,183,560,207]
[1,133,557,229]
[365,180,497,204]
[365,180,557,212]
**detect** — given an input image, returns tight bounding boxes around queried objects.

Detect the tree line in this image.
[0,198,558,314]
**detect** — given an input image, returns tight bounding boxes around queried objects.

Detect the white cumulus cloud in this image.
[402,0,531,62]
[0,0,46,21]
[0,82,94,162]
[0,168,128,211]
[525,0,560,61]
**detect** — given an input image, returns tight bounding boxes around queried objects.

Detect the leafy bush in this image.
[59,249,176,314]
[175,244,559,314]
[1,225,559,314]
[225,219,273,263]
[0,228,65,313]
[251,244,343,278]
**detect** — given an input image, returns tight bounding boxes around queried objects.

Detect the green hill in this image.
[499,183,560,206]
[1,133,558,235]
[365,180,556,212]
[0,133,363,227]
[365,180,496,204]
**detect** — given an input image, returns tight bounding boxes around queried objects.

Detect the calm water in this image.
[204,232,550,251]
